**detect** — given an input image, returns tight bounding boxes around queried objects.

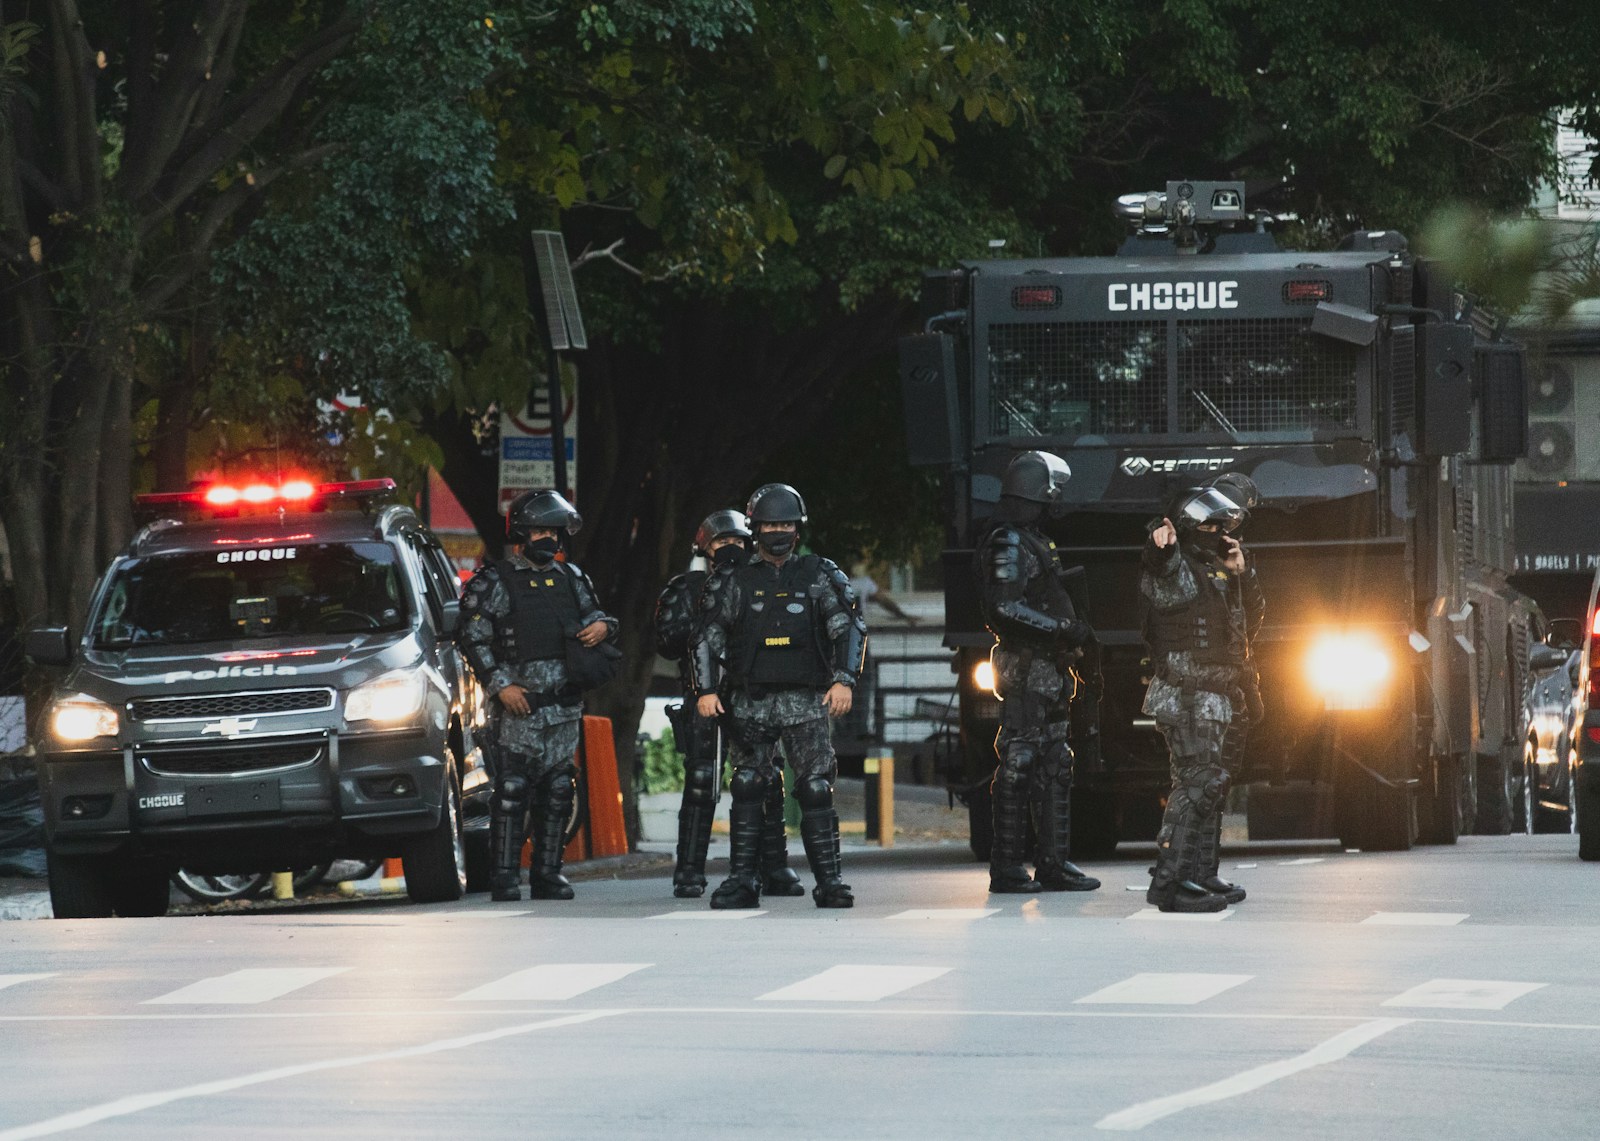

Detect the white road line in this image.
[1279,858,1324,866]
[0,974,55,993]
[0,1010,619,1140]
[142,968,348,1005]
[452,964,650,1002]
[1094,1017,1410,1131]
[1126,909,1234,923]
[1360,912,1468,926]
[1076,973,1253,1006]
[1380,978,1547,1010]
[1233,863,1258,869]
[757,965,951,1003]
[886,909,999,921]
[647,910,767,920]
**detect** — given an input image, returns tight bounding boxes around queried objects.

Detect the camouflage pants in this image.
[727,714,836,797]
[1153,707,1234,887]
[495,715,581,792]
[992,647,1075,871]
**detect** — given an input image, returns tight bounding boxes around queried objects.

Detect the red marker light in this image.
[1011,285,1061,310]
[1283,280,1331,304]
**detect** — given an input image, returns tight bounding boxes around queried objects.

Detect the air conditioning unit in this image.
[1519,357,1600,481]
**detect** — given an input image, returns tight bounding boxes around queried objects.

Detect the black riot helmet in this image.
[693,509,752,555]
[1167,486,1246,534]
[1207,472,1260,513]
[746,483,808,526]
[1000,451,1071,505]
[506,489,583,544]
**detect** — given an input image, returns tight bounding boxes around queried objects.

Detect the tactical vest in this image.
[654,570,707,661]
[1013,529,1078,624]
[494,560,580,662]
[730,556,832,689]
[1141,547,1247,668]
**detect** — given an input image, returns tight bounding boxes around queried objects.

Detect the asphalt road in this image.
[1,833,1596,1139]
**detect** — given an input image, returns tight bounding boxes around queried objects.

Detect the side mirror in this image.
[1530,643,1568,672]
[25,625,73,667]
[437,598,461,639]
[1549,618,1582,651]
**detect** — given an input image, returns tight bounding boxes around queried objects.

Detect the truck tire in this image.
[109,864,172,917]
[966,784,993,863]
[404,766,467,903]
[1578,781,1600,861]
[47,852,115,919]
[1473,751,1515,836]
[1338,772,1415,852]
[1420,755,1465,844]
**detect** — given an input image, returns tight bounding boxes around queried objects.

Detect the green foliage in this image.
[1420,203,1554,316]
[637,727,686,794]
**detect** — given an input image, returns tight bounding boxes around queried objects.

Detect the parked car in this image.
[27,478,493,917]
[1523,609,1579,834]
[1575,569,1600,859]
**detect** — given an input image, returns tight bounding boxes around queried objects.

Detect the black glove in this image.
[1056,619,1091,649]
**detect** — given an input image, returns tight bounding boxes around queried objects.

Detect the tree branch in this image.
[45,0,99,210]
[136,13,360,238]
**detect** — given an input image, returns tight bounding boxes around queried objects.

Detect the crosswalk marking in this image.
[1076,973,1253,1006]
[1360,912,1468,926]
[647,910,767,920]
[143,968,349,1005]
[758,965,950,1003]
[1279,858,1324,866]
[1127,909,1234,923]
[886,909,999,921]
[0,974,55,992]
[452,964,650,1002]
[1380,978,1546,1010]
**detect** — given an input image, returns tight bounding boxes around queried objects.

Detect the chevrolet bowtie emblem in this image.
[201,717,258,736]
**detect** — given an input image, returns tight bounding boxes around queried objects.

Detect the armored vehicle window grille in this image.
[987,322,1167,437]
[1176,318,1357,434]
[140,739,325,776]
[130,688,335,722]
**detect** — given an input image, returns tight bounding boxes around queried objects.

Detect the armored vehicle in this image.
[901,181,1532,856]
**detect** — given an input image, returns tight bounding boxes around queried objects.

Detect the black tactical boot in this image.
[1198,814,1245,902]
[528,779,575,901]
[672,799,711,899]
[488,787,527,902]
[1146,878,1230,913]
[710,798,763,909]
[990,775,1042,894]
[1031,774,1099,891]
[759,776,805,897]
[801,810,853,908]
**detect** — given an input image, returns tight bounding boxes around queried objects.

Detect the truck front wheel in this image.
[404,764,467,903]
[47,852,115,919]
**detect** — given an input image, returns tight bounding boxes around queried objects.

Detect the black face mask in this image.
[711,544,745,570]
[756,530,796,557]
[524,537,561,565]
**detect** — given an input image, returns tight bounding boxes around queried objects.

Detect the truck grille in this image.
[140,738,325,776]
[130,688,335,722]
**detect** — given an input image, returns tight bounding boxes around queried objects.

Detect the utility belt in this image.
[734,682,816,701]
[1154,664,1260,724]
[509,687,586,715]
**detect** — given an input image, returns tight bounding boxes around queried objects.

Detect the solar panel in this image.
[530,230,588,351]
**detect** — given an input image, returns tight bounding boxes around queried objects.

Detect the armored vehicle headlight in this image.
[972,659,997,694]
[346,669,426,724]
[50,695,119,741]
[1305,633,1392,710]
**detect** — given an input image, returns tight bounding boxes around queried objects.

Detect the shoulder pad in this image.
[819,559,857,605]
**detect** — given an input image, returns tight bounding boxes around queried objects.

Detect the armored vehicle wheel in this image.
[1577,781,1600,862]
[47,852,115,919]
[1473,750,1516,836]
[1337,763,1415,853]
[1417,753,1467,845]
[109,863,172,917]
[404,764,467,903]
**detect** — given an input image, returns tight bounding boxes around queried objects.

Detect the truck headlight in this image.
[972,659,997,694]
[346,669,426,724]
[1305,633,1393,710]
[50,695,119,741]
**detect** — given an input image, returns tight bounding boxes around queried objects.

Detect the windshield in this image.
[92,541,410,648]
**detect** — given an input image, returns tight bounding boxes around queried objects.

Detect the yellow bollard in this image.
[270,871,295,901]
[864,753,895,848]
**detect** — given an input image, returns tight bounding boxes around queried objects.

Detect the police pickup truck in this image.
[27,478,491,917]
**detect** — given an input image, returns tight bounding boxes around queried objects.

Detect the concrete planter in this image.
[637,792,682,843]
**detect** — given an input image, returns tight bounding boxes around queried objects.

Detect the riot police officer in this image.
[976,451,1101,895]
[459,490,617,902]
[654,510,803,899]
[692,484,866,909]
[1140,483,1259,913]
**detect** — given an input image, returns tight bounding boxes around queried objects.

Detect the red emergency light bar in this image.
[1282,280,1332,304]
[136,478,397,511]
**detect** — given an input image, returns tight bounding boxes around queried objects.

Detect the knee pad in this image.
[682,762,717,809]
[543,767,576,804]
[729,766,768,803]
[494,775,530,813]
[795,775,833,810]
